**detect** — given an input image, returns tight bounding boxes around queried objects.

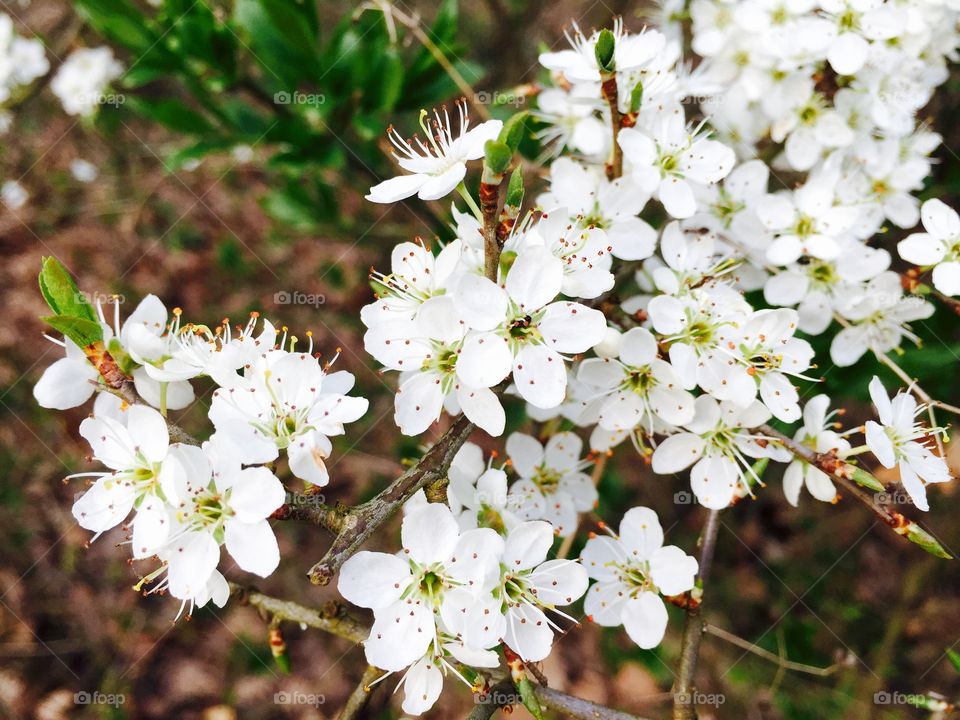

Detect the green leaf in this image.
[515,677,544,720]
[42,315,104,349]
[497,112,528,152]
[233,0,317,87]
[504,166,524,208]
[484,140,512,175]
[629,80,644,113]
[38,257,97,322]
[362,46,405,113]
[259,0,318,65]
[946,648,960,673]
[594,28,616,72]
[261,186,320,231]
[126,97,214,135]
[74,0,159,54]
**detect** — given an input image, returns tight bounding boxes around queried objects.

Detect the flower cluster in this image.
[37,295,367,616]
[0,13,48,126]
[339,502,588,714]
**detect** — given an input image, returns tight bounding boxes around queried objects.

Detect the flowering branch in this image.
[307,414,475,585]
[235,584,650,720]
[228,583,367,644]
[757,424,952,559]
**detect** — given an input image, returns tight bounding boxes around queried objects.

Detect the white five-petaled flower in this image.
[537,157,657,261]
[505,431,597,536]
[456,245,607,410]
[864,376,950,512]
[34,294,195,411]
[651,395,789,509]
[698,308,814,423]
[830,271,933,367]
[618,105,735,219]
[581,506,698,648]
[337,502,504,671]
[496,520,589,662]
[71,404,172,540]
[898,198,960,297]
[577,326,696,434]
[209,348,368,485]
[366,102,503,204]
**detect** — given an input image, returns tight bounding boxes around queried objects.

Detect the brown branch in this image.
[336,665,385,720]
[480,179,503,281]
[757,424,952,559]
[469,678,652,720]
[537,686,650,720]
[601,72,623,180]
[307,414,476,585]
[229,583,367,644]
[270,491,351,534]
[672,508,721,720]
[233,587,650,720]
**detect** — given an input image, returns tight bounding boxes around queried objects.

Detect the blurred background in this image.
[1,1,959,718]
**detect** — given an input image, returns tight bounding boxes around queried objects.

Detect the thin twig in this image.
[228,583,367,644]
[672,509,721,720]
[704,624,851,676]
[758,423,952,559]
[307,414,476,585]
[385,5,491,121]
[469,678,652,720]
[270,491,350,534]
[336,665,385,720]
